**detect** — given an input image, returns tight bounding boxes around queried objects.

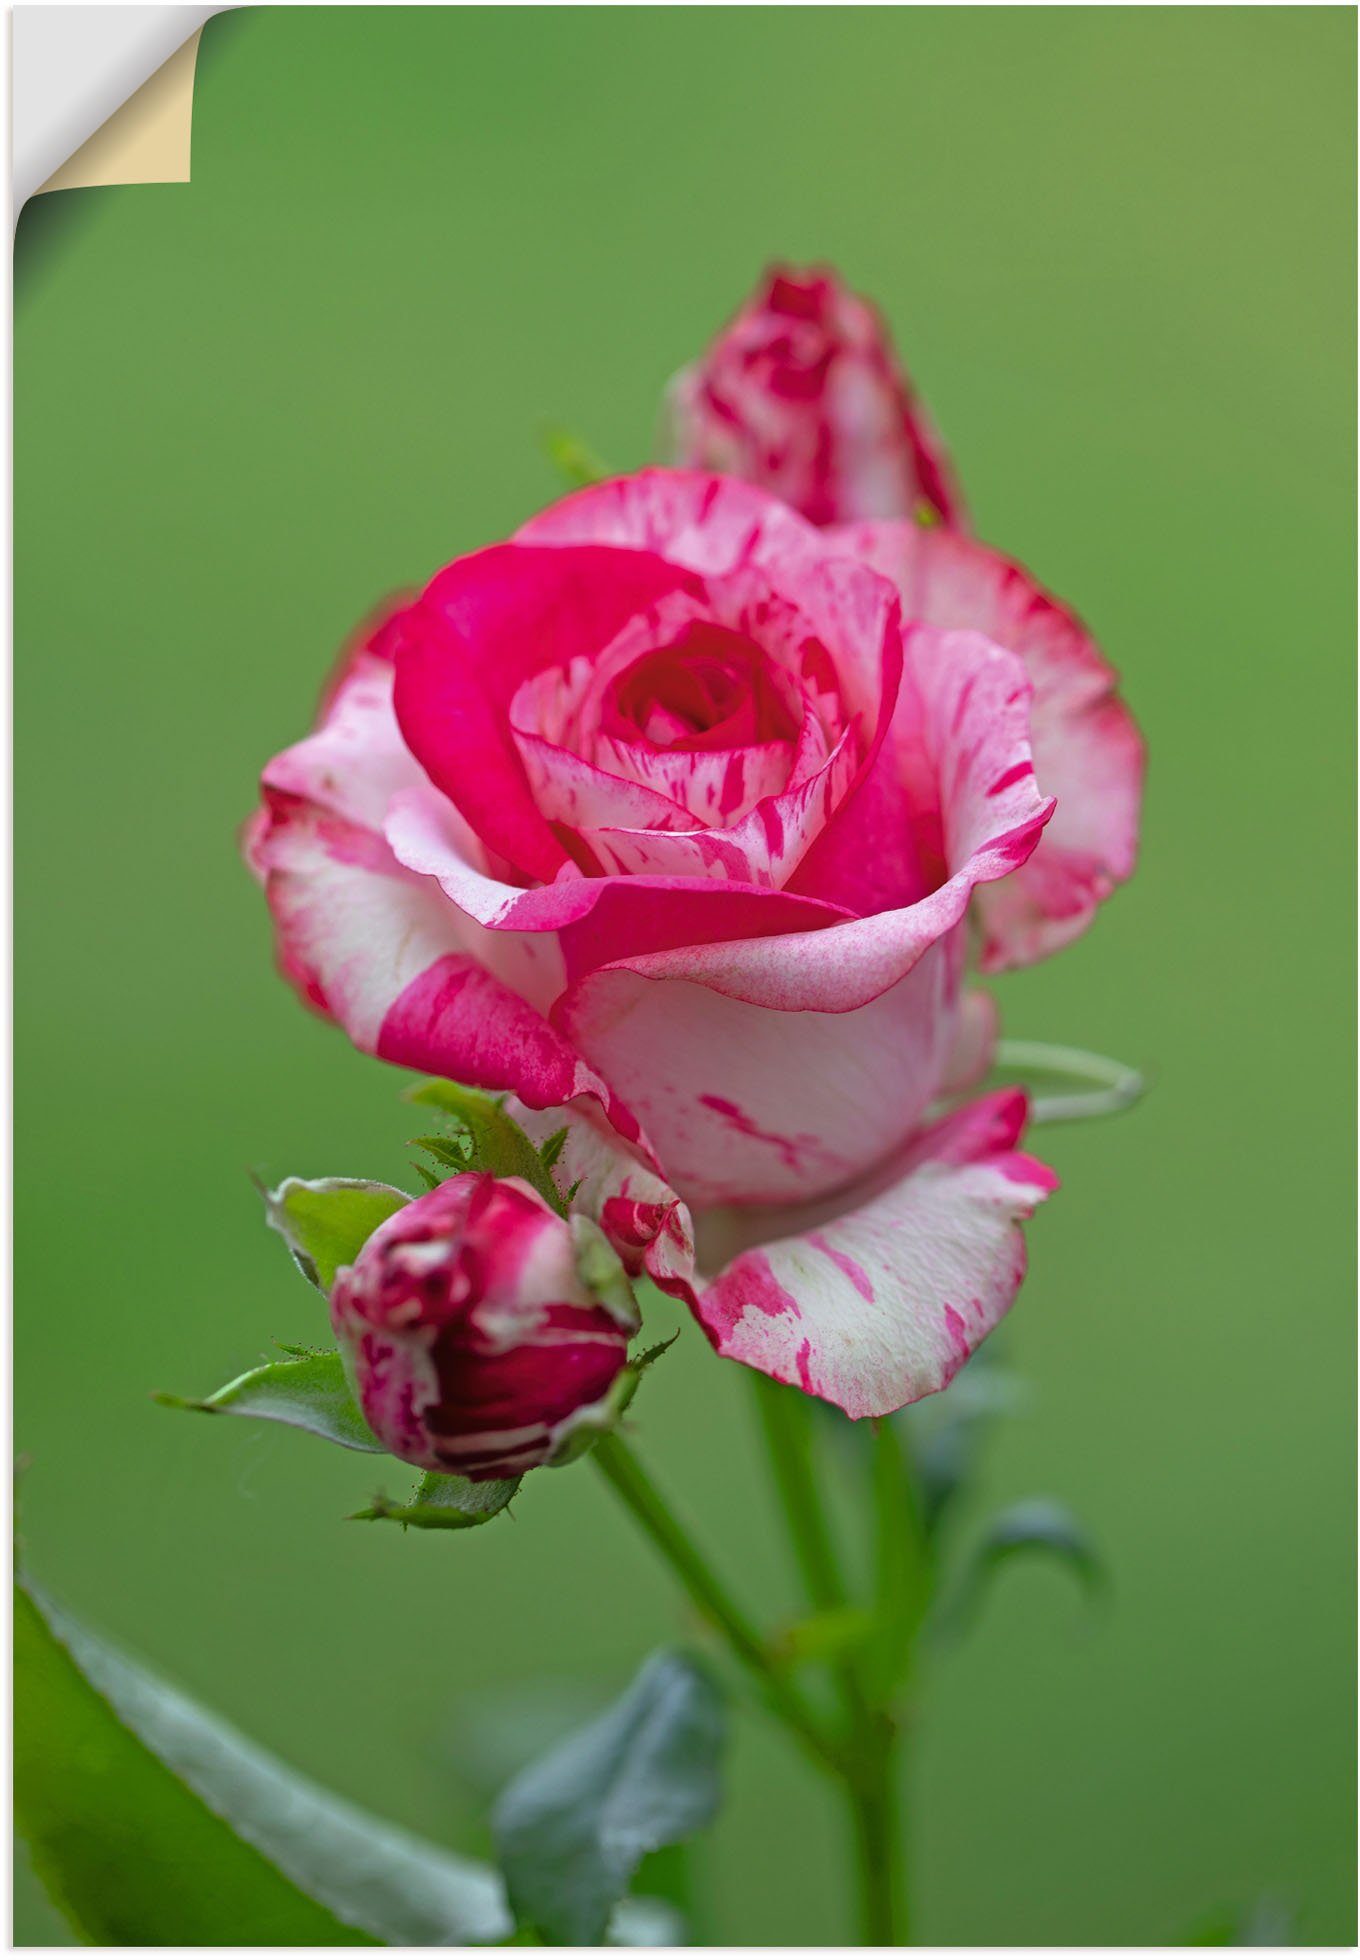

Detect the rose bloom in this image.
[670,266,1144,964]
[330,1173,635,1479]
[250,458,1139,1418]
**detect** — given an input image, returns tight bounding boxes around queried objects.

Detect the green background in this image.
[16,6,1355,1944]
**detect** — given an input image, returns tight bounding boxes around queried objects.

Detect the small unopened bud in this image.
[667,263,962,530]
[330,1175,638,1480]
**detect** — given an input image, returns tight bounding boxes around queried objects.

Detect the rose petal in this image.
[555,932,965,1208]
[520,470,904,709]
[508,1099,697,1306]
[249,657,646,1154]
[383,782,852,973]
[696,1089,1057,1418]
[939,989,1000,1097]
[517,468,822,576]
[550,629,1049,1203]
[391,542,707,883]
[828,520,1144,967]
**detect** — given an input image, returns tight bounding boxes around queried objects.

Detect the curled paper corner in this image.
[13,6,230,215]
[39,28,204,198]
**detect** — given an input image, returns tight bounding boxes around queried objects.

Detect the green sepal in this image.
[492,1648,725,1946]
[987,1039,1146,1127]
[350,1470,520,1530]
[263,1176,410,1291]
[540,424,613,488]
[897,1346,1026,1539]
[546,1366,640,1471]
[545,1319,676,1473]
[155,1350,385,1454]
[571,1215,639,1331]
[630,1330,681,1374]
[406,1080,567,1216]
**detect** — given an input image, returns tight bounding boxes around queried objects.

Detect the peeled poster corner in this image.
[12,5,230,216]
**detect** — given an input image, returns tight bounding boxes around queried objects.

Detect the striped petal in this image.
[828,519,1144,967]
[696,1090,1057,1418]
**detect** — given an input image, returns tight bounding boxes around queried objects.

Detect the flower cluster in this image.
[248,265,1143,1460]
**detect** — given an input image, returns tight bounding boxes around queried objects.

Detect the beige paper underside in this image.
[38,28,203,196]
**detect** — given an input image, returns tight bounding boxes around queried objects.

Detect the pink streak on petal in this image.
[807,1232,875,1302]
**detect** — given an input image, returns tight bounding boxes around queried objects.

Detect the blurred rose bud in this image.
[330,1174,638,1480]
[667,263,963,529]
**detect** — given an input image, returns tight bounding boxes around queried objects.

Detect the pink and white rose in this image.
[330,1173,636,1479]
[669,266,1144,965]
[247,464,1115,1417]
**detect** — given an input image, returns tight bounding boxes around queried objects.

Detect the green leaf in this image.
[15,1576,374,1943]
[897,1345,1027,1538]
[407,1080,567,1215]
[988,1039,1146,1126]
[263,1176,410,1290]
[16,1574,676,1946]
[540,424,613,488]
[351,1469,520,1529]
[937,1498,1106,1640]
[493,1649,725,1945]
[155,1350,386,1454]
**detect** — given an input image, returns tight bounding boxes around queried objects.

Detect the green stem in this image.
[752,1394,918,1943]
[591,1432,842,1776]
[848,1723,905,1945]
[596,1414,926,1944]
[750,1374,848,1614]
[870,1418,930,1693]
[750,1376,874,1735]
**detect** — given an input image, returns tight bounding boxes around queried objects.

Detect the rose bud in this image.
[666,263,963,529]
[329,1174,639,1480]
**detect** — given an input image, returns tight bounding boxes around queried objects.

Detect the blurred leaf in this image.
[493,1648,725,1945]
[936,1498,1106,1640]
[155,1350,385,1454]
[988,1039,1146,1126]
[446,1682,610,1802]
[540,424,613,487]
[897,1347,1028,1538]
[772,1604,878,1672]
[407,1080,566,1215]
[1187,1897,1294,1944]
[263,1176,410,1290]
[17,1574,674,1946]
[352,1469,520,1529]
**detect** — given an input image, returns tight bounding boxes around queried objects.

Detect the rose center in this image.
[599,625,800,753]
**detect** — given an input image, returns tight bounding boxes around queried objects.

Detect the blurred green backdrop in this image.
[16,6,1355,1944]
